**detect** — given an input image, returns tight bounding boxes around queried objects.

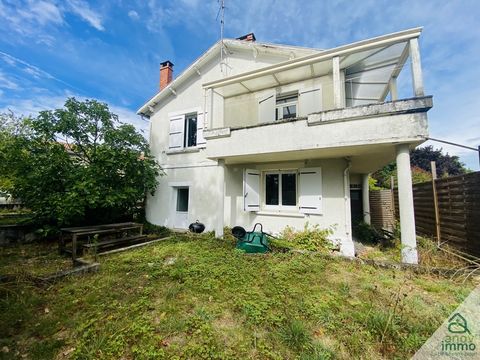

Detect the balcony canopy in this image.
[203,27,422,106]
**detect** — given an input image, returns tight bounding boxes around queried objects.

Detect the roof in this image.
[203,27,422,106]
[137,39,322,116]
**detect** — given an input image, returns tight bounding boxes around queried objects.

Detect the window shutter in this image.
[196,112,206,147]
[169,114,185,149]
[243,169,260,212]
[258,92,275,123]
[298,87,322,116]
[298,167,323,214]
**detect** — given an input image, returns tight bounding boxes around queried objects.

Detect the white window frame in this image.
[184,112,198,148]
[263,170,298,211]
[275,92,298,121]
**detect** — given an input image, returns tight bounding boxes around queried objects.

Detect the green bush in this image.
[143,222,170,237]
[276,223,335,252]
[353,221,379,244]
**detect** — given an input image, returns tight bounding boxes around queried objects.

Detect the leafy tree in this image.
[0,98,161,227]
[371,145,467,188]
[410,145,467,178]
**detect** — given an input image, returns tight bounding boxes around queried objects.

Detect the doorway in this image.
[174,187,189,229]
[350,188,363,226]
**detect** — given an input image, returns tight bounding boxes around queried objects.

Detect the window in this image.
[176,188,189,212]
[264,171,297,209]
[275,92,298,120]
[184,113,197,147]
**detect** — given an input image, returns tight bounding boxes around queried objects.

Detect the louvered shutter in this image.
[298,167,323,214]
[243,169,260,212]
[196,112,206,147]
[169,114,185,149]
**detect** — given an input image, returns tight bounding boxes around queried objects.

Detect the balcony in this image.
[201,28,431,172]
[204,96,431,170]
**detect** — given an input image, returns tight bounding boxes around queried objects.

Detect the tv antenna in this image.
[216,0,226,74]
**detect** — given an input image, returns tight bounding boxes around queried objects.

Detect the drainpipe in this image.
[342,158,355,257]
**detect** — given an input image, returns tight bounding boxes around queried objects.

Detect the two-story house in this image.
[138,28,432,264]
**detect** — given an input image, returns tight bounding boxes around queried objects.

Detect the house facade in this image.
[138,28,432,264]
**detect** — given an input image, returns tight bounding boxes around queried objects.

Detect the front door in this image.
[174,187,189,229]
[350,189,363,226]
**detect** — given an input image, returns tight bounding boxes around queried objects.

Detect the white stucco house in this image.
[138,28,432,264]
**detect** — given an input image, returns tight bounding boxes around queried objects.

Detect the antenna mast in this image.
[217,0,226,74]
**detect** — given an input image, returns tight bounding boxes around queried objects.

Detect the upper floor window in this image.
[168,109,205,151]
[184,113,197,148]
[275,92,298,120]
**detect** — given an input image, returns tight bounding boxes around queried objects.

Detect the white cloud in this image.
[66,0,105,31]
[0,71,19,90]
[128,10,139,20]
[28,0,63,25]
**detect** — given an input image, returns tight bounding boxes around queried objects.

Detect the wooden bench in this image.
[82,234,147,251]
[59,222,144,262]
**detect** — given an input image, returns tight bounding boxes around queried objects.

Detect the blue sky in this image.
[1,0,479,169]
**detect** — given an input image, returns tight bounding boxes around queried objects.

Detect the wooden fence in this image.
[391,171,480,256]
[369,190,395,232]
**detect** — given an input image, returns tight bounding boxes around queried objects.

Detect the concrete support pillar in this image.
[215,159,225,238]
[362,174,371,225]
[332,56,343,109]
[409,38,424,97]
[342,161,355,257]
[396,144,418,264]
[389,77,398,101]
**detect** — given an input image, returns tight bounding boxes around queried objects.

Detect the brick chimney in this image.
[236,33,256,42]
[159,60,174,91]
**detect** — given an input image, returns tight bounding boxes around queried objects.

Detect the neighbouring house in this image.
[138,28,432,264]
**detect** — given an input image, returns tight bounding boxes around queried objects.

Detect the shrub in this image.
[277,223,335,252]
[143,222,170,238]
[353,221,379,244]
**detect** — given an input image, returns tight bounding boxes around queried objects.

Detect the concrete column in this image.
[396,144,418,264]
[332,56,343,109]
[342,161,355,257]
[389,77,398,101]
[215,159,225,238]
[362,174,371,225]
[409,38,424,97]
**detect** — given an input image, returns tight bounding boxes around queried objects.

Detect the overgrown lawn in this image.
[0,235,476,359]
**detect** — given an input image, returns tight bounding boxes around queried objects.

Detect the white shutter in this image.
[196,112,206,147]
[258,92,275,123]
[243,169,260,212]
[298,167,323,214]
[299,87,322,116]
[169,114,185,149]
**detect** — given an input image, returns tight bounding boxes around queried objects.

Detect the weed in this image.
[279,319,311,350]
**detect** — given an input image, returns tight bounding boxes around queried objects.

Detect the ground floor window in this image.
[264,171,297,210]
[176,187,189,212]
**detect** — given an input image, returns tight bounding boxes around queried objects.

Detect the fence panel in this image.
[389,171,480,256]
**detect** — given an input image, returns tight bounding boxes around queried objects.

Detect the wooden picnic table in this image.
[59,222,143,262]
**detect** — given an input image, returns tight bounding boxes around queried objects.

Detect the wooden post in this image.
[72,234,77,263]
[431,161,441,246]
[390,176,395,225]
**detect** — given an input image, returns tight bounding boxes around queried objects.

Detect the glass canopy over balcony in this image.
[203,27,424,112]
